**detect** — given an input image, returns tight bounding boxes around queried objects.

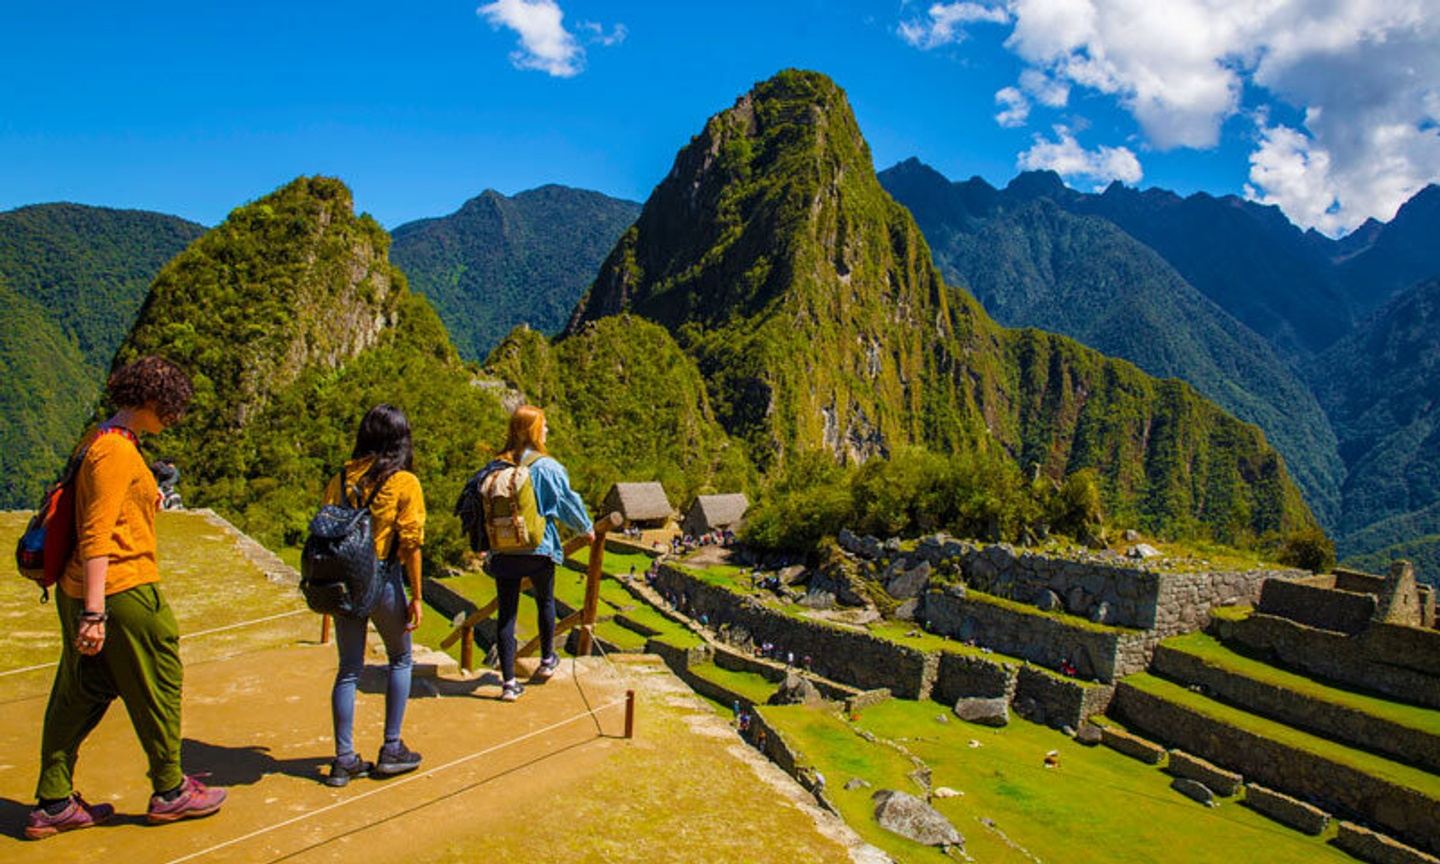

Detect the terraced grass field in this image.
[764,699,1356,864]
[1160,632,1440,734]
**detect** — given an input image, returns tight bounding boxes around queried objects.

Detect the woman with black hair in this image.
[321,404,426,786]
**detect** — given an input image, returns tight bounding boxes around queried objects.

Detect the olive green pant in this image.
[36,583,184,800]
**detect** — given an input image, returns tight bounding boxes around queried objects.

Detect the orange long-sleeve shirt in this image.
[61,429,161,598]
[321,456,426,559]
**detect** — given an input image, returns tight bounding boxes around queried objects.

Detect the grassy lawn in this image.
[768,698,1355,864]
[1208,603,1252,623]
[691,662,780,705]
[1122,673,1440,801]
[1161,632,1440,734]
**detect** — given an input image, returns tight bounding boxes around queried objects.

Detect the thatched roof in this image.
[683,493,749,532]
[603,482,673,521]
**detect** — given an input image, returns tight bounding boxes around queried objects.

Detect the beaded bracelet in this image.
[78,610,108,624]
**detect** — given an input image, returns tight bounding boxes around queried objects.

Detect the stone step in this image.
[1112,673,1440,856]
[1153,633,1440,773]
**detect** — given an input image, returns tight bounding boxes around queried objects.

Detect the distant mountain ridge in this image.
[0,203,204,507]
[882,157,1440,572]
[391,185,639,361]
[565,69,1317,545]
[878,159,1344,525]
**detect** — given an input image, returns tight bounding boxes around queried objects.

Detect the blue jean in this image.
[331,568,412,757]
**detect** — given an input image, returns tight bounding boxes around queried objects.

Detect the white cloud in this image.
[478,0,623,78]
[899,2,1010,50]
[995,86,1030,127]
[1018,125,1143,189]
[580,21,627,47]
[903,0,1440,233]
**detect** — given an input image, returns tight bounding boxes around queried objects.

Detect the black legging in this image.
[490,554,557,682]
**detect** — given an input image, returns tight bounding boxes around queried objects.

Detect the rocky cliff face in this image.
[567,69,1317,542]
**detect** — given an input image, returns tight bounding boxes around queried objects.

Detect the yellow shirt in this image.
[321,456,426,559]
[62,429,160,598]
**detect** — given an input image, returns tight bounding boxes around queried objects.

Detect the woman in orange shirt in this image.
[28,356,227,840]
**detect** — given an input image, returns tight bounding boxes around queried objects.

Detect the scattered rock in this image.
[844,777,872,791]
[933,787,962,799]
[1123,529,1142,542]
[886,561,933,599]
[895,598,920,621]
[768,671,824,706]
[967,739,981,749]
[798,589,837,610]
[935,713,950,725]
[778,564,809,586]
[1090,601,1111,624]
[1035,589,1061,612]
[1127,543,1162,559]
[884,537,903,554]
[1061,725,1076,737]
[1171,777,1217,807]
[945,582,967,599]
[871,789,965,849]
[1075,722,1104,746]
[953,696,1009,727]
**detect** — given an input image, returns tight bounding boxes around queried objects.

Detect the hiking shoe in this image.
[146,775,227,824]
[325,753,374,788]
[501,680,525,702]
[375,740,422,776]
[532,654,560,681]
[25,793,114,839]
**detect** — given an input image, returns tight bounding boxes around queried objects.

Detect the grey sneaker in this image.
[532,654,560,681]
[501,679,525,702]
[375,740,422,776]
[325,753,374,787]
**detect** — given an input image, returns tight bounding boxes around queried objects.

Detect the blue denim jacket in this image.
[498,451,591,564]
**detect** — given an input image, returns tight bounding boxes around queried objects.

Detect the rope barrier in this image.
[0,607,309,679]
[161,695,630,864]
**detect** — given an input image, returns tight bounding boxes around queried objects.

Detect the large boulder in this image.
[953,696,1009,727]
[1171,778,1218,807]
[871,789,964,848]
[886,560,933,599]
[769,671,824,706]
[810,545,872,607]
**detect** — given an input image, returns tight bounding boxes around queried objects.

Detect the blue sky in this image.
[2,2,1436,234]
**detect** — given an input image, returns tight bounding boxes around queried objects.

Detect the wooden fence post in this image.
[461,625,474,673]
[624,689,636,739]
[320,614,331,645]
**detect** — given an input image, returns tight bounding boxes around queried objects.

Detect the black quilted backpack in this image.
[300,469,393,619]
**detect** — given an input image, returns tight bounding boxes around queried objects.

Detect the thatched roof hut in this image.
[682,493,749,536]
[602,482,674,527]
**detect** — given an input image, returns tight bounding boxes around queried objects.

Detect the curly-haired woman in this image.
[28,356,226,840]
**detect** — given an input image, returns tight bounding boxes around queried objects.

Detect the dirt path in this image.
[0,642,883,863]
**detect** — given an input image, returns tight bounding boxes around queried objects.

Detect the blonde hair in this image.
[498,404,547,464]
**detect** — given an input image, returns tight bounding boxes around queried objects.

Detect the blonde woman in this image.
[485,406,592,702]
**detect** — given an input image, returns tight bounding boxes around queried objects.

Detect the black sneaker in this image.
[532,654,560,682]
[326,753,374,787]
[501,680,525,702]
[374,740,422,776]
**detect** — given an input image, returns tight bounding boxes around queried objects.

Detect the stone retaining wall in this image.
[899,535,1299,634]
[1151,644,1440,772]
[1212,614,1440,710]
[1242,783,1329,835]
[654,565,936,698]
[1338,822,1440,864]
[921,591,1150,682]
[1364,623,1440,678]
[1113,682,1440,855]
[1013,667,1115,729]
[931,652,1018,706]
[1099,725,1166,764]
[710,644,866,703]
[1258,578,1375,634]
[1166,750,1242,796]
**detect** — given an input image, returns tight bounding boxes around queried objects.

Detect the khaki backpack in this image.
[480,452,547,553]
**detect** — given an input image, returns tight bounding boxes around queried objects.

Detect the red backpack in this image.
[14,426,139,601]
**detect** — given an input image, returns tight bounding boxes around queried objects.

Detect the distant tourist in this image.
[323,404,427,786]
[28,356,227,839]
[483,405,593,703]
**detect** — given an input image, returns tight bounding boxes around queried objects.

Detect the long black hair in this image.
[352,404,414,489]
